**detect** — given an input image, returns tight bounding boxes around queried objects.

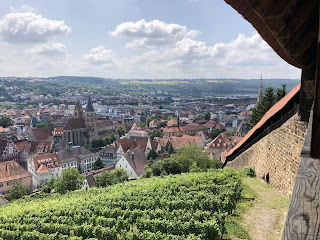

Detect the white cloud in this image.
[25,42,67,57]
[111,33,300,79]
[82,45,114,64]
[0,12,71,44]
[111,19,200,48]
[0,56,6,62]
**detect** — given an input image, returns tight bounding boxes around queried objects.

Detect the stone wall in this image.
[226,113,308,196]
[300,67,315,122]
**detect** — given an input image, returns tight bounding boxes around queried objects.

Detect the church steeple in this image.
[74,100,83,118]
[85,94,96,129]
[257,75,263,104]
[86,94,95,112]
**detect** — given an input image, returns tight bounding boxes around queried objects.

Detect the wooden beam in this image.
[311,1,320,158]
[278,0,317,38]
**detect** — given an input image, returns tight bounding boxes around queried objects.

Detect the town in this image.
[0,76,263,195]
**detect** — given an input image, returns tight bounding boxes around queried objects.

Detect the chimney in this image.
[132,152,135,161]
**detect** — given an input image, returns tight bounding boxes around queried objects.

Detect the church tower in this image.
[74,100,83,119]
[85,94,96,130]
[257,75,263,104]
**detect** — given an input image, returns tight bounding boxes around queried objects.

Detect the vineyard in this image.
[0,169,242,240]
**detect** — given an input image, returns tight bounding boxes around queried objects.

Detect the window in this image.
[0,183,3,188]
[7,181,12,186]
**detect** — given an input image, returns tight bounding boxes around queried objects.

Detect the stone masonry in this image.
[226,113,308,196]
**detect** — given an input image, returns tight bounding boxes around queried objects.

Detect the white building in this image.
[115,146,147,179]
[28,153,62,191]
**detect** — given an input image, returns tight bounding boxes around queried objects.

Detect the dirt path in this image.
[241,178,290,240]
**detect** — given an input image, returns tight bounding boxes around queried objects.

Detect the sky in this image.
[0,0,301,79]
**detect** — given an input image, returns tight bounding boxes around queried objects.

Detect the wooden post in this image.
[311,1,320,158]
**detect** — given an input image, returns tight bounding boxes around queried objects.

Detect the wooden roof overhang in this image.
[225,0,319,69]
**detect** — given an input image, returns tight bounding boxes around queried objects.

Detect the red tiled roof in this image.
[33,153,62,170]
[31,127,52,141]
[227,83,301,158]
[0,161,31,182]
[15,141,31,153]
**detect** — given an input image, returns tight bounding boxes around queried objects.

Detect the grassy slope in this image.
[225,178,290,240]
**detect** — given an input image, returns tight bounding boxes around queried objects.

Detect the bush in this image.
[241,167,255,177]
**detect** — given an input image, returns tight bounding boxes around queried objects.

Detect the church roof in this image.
[64,118,86,130]
[85,95,95,112]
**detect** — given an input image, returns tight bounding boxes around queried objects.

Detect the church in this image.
[63,95,117,146]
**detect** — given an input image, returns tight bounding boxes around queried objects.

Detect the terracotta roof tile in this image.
[0,161,31,182]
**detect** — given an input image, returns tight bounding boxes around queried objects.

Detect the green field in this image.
[0,169,242,240]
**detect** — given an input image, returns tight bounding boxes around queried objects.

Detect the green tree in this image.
[110,134,116,143]
[95,168,129,187]
[36,120,54,130]
[141,166,153,178]
[147,148,158,160]
[174,144,215,172]
[94,157,104,170]
[0,115,14,128]
[249,86,275,128]
[209,129,226,140]
[136,121,146,128]
[147,129,163,140]
[165,141,175,154]
[204,112,211,121]
[54,168,84,194]
[156,121,167,128]
[84,144,95,153]
[275,84,287,102]
[41,178,56,193]
[115,126,125,137]
[6,181,31,201]
[161,157,181,175]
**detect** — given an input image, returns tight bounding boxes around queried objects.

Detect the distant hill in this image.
[49,76,300,96]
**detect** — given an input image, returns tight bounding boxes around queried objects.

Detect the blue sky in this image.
[0,0,300,79]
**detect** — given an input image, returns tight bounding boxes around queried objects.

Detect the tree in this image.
[84,144,95,153]
[41,178,56,193]
[147,148,158,160]
[115,126,125,137]
[94,157,104,170]
[174,144,215,172]
[36,120,53,130]
[165,141,175,154]
[249,87,275,128]
[204,112,211,120]
[147,129,163,140]
[209,129,226,140]
[6,181,31,201]
[54,168,84,194]
[275,84,287,102]
[161,157,181,175]
[156,121,167,128]
[95,168,129,187]
[0,115,14,128]
[136,121,146,128]
[110,134,116,143]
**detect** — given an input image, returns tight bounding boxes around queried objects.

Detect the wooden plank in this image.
[282,108,320,239]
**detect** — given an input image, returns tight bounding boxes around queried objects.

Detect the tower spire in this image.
[86,93,94,112]
[257,75,263,104]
